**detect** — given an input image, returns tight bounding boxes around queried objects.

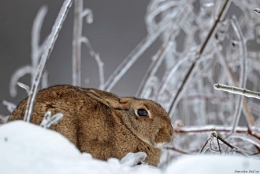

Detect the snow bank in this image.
[0,121,259,174]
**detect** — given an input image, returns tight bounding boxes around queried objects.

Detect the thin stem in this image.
[72,0,83,86]
[254,8,260,15]
[230,16,248,133]
[168,0,231,115]
[104,16,171,91]
[214,84,260,99]
[199,138,211,154]
[165,147,190,154]
[217,50,255,127]
[80,36,105,89]
[23,0,72,122]
[136,31,173,97]
[211,132,235,149]
[174,125,260,134]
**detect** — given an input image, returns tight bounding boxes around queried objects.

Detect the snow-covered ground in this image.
[0,121,259,174]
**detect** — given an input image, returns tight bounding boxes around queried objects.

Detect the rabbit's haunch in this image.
[9,85,174,166]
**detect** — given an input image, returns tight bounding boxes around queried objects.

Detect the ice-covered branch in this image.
[2,100,16,113]
[167,0,232,116]
[174,125,260,134]
[0,114,9,125]
[72,0,83,86]
[136,32,173,97]
[72,0,94,86]
[80,37,105,89]
[9,6,48,98]
[104,16,172,91]
[24,0,72,122]
[214,84,260,99]
[31,6,48,76]
[17,82,30,95]
[10,66,33,97]
[40,111,63,129]
[254,8,260,15]
[229,16,248,133]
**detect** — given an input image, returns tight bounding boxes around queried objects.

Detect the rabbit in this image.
[9,85,174,166]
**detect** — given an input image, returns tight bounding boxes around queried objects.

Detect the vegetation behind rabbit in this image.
[9,85,174,166]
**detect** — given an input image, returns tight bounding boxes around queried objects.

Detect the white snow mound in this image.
[0,121,259,174]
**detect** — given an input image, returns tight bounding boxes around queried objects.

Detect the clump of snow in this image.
[0,121,161,174]
[120,152,147,166]
[0,121,259,174]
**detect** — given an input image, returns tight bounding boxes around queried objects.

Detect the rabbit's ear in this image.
[86,89,132,110]
[98,97,132,110]
[86,89,125,109]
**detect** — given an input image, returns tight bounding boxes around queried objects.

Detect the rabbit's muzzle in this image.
[153,124,174,148]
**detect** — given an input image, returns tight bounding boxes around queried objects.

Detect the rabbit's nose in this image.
[169,128,173,137]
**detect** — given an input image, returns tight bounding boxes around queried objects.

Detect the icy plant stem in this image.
[214,84,260,99]
[167,0,231,115]
[24,0,72,122]
[72,0,83,86]
[174,125,260,134]
[217,51,254,127]
[31,6,48,77]
[230,16,248,133]
[17,82,30,95]
[136,31,172,97]
[80,37,105,89]
[254,8,260,15]
[104,17,171,91]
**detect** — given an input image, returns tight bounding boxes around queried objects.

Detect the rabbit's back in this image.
[9,85,162,166]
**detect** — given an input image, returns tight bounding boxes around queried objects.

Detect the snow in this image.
[0,121,259,174]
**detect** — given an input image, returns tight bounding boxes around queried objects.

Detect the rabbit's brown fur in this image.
[9,85,173,166]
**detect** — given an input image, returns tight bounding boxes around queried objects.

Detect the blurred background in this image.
[0,0,158,115]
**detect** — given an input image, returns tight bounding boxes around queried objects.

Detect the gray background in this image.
[0,1,160,115]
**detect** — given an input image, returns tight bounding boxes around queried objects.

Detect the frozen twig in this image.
[31,6,48,76]
[17,82,30,95]
[217,50,255,127]
[174,125,260,136]
[165,147,190,154]
[40,111,63,129]
[2,100,16,113]
[9,6,48,98]
[72,0,94,86]
[104,16,171,91]
[72,0,83,86]
[80,37,105,89]
[167,0,231,116]
[0,115,9,125]
[228,133,260,149]
[10,66,33,97]
[254,8,260,15]
[199,137,211,154]
[214,84,260,100]
[229,16,248,134]
[199,132,246,155]
[24,0,72,122]
[136,31,173,97]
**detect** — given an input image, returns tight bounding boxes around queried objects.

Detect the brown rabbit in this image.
[9,85,173,166]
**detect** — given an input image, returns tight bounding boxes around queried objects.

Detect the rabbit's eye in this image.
[137,109,148,117]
